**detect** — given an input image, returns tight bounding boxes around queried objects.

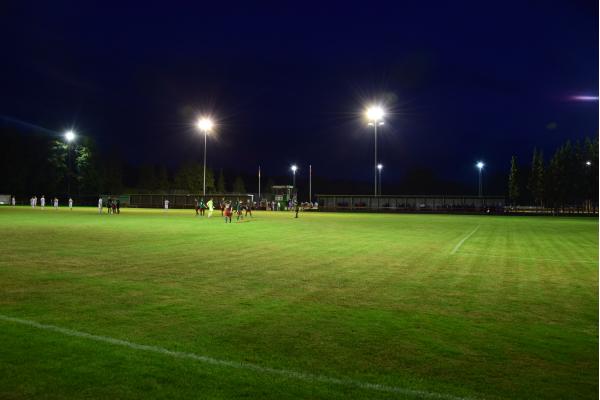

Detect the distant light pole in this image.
[377,163,383,195]
[196,117,214,197]
[476,161,485,197]
[64,130,76,196]
[366,105,385,196]
[291,164,298,188]
[309,164,312,202]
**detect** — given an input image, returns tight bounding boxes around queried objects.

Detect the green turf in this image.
[0,206,597,399]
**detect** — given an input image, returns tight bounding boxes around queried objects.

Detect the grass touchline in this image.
[0,314,477,400]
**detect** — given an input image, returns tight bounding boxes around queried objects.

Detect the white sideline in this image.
[455,252,598,264]
[450,225,481,255]
[0,314,477,400]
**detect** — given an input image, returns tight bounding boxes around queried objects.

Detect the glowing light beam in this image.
[570,95,599,101]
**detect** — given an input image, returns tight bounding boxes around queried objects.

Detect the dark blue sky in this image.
[1,1,598,185]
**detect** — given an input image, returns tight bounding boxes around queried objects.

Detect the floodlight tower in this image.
[196,117,214,197]
[366,106,385,196]
[64,130,76,196]
[377,163,383,195]
[291,164,298,188]
[476,161,485,197]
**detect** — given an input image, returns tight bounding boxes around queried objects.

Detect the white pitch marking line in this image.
[450,225,481,255]
[0,314,477,400]
[456,252,598,264]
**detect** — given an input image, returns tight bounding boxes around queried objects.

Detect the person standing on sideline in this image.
[224,202,232,223]
[40,195,45,209]
[235,199,243,221]
[164,198,169,212]
[245,200,253,218]
[53,197,59,209]
[295,200,300,218]
[194,198,199,216]
[116,199,120,214]
[98,196,103,214]
[199,198,206,216]
[11,196,15,206]
[68,197,73,210]
[207,198,214,218]
[106,197,112,215]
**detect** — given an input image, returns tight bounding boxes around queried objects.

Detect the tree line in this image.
[0,130,258,196]
[3,128,597,204]
[507,137,598,211]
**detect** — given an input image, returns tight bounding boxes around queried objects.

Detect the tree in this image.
[232,176,246,193]
[156,166,169,192]
[528,148,544,206]
[103,149,124,194]
[546,143,569,212]
[217,169,226,193]
[266,178,275,194]
[583,137,599,212]
[75,139,102,194]
[174,162,214,193]
[508,155,519,205]
[138,165,157,192]
[47,140,69,192]
[205,168,215,193]
[174,162,202,192]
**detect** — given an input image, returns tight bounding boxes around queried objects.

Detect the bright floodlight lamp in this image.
[365,105,385,196]
[366,105,385,122]
[586,160,592,166]
[377,164,383,170]
[196,116,215,197]
[65,130,76,142]
[291,165,298,188]
[476,161,485,197]
[196,117,214,133]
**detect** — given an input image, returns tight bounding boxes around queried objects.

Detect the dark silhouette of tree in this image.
[156,166,169,192]
[103,148,124,194]
[528,148,545,206]
[174,162,214,193]
[232,176,246,193]
[75,138,101,195]
[508,156,519,205]
[217,169,226,193]
[266,178,275,194]
[138,164,157,192]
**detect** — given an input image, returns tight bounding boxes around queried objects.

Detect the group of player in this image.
[99,197,121,214]
[27,195,73,210]
[186,197,253,223]
[222,199,253,223]
[16,195,286,222]
[192,197,214,217]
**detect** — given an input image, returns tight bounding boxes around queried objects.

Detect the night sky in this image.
[1,1,598,188]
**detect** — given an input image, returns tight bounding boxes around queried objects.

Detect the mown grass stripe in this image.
[0,314,477,400]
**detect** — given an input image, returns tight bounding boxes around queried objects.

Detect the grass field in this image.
[0,206,597,399]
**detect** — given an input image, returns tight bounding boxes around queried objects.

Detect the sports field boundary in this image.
[455,252,598,264]
[450,225,481,254]
[0,314,478,400]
